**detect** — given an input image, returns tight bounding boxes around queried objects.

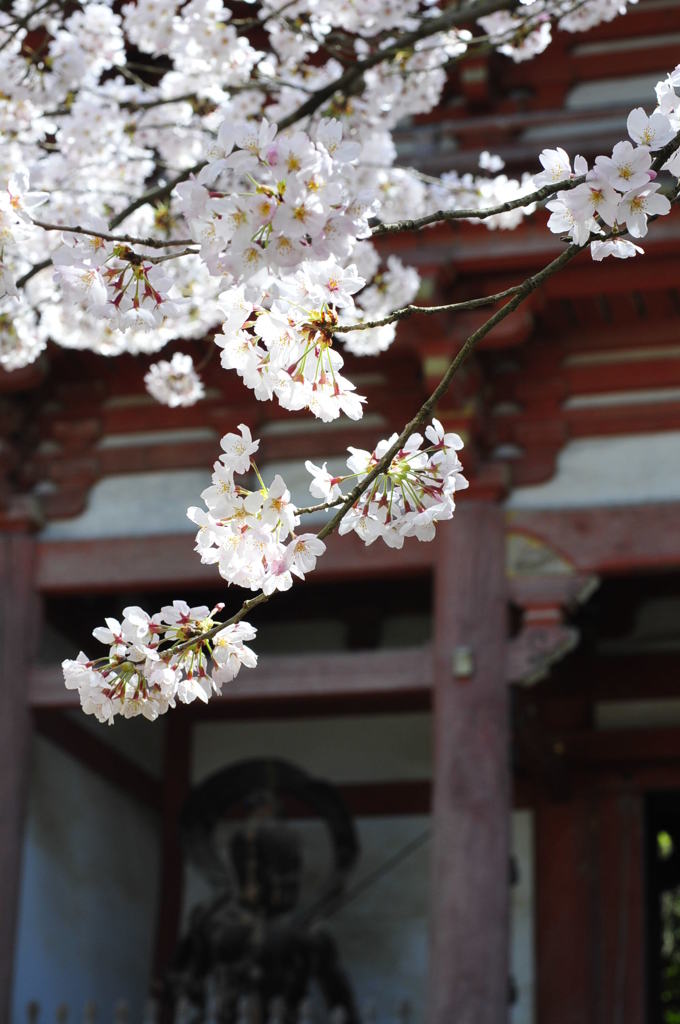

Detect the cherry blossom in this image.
[0,298,47,371]
[215,260,367,421]
[627,108,676,151]
[590,238,644,261]
[594,141,652,193]
[617,184,671,238]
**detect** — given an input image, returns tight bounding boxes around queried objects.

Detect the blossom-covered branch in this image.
[1,0,674,721]
[62,174,680,723]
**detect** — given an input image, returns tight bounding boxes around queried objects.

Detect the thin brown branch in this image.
[317,244,581,540]
[335,285,522,334]
[371,176,586,237]
[170,593,270,655]
[651,128,680,171]
[168,240,584,652]
[16,164,206,287]
[134,155,680,660]
[0,0,58,54]
[108,161,206,230]
[12,0,517,289]
[296,497,345,516]
[370,123,680,239]
[145,246,199,263]
[31,219,195,249]
[276,0,516,131]
[15,258,51,290]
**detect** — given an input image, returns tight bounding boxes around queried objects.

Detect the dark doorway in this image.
[646,793,680,1024]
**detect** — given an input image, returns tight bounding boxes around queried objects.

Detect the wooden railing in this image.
[23,996,417,1024]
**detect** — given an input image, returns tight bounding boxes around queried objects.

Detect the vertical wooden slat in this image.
[428,502,509,1024]
[0,531,38,1024]
[535,795,598,1024]
[597,791,645,1024]
[153,713,192,986]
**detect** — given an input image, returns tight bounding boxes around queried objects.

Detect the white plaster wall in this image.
[11,737,160,1023]
[308,815,430,1022]
[42,469,210,539]
[507,431,680,510]
[39,457,342,540]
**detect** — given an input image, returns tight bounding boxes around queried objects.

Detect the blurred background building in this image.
[3,1,680,1022]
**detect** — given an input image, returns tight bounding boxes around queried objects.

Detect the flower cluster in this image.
[479,0,639,64]
[1,0,675,383]
[538,76,680,260]
[306,419,468,549]
[145,352,205,408]
[53,236,183,333]
[215,260,366,421]
[175,118,369,291]
[62,602,258,725]
[188,424,326,594]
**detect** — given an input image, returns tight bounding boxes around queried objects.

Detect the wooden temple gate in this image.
[4,2,680,1021]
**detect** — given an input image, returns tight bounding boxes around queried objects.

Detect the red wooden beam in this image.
[563,317,680,351]
[535,787,645,1024]
[565,357,680,396]
[34,531,435,593]
[566,404,680,438]
[507,504,680,574]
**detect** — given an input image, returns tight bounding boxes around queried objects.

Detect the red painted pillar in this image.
[0,527,39,1024]
[428,501,510,1024]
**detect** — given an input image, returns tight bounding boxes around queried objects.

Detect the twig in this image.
[296,497,345,516]
[0,0,58,54]
[371,176,586,237]
[145,247,199,263]
[11,0,516,288]
[170,593,271,655]
[113,144,680,658]
[316,244,581,541]
[15,258,51,290]
[108,161,207,230]
[651,128,680,171]
[335,285,522,334]
[276,0,516,130]
[31,219,195,249]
